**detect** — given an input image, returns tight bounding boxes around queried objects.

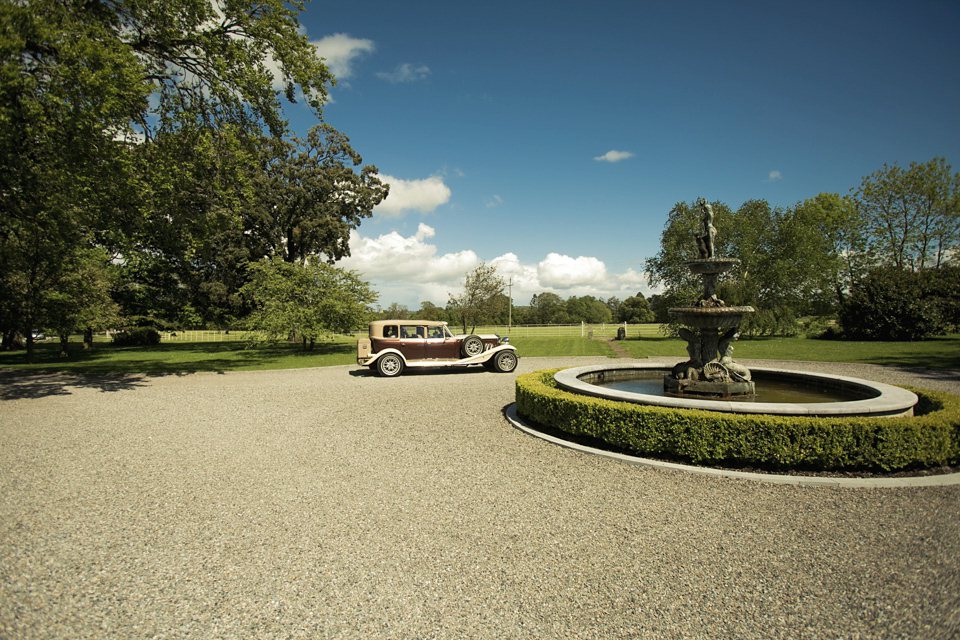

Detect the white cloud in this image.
[337,228,658,308]
[373,174,452,218]
[537,253,608,288]
[594,150,635,163]
[766,170,783,181]
[486,195,503,208]
[376,63,432,83]
[311,33,375,81]
[338,224,477,283]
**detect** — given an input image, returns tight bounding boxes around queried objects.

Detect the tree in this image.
[245,125,388,265]
[242,257,377,349]
[618,293,655,323]
[605,296,621,319]
[382,302,410,319]
[565,295,612,324]
[413,301,446,321]
[646,196,864,334]
[0,0,344,354]
[448,263,505,333]
[529,292,567,324]
[0,0,147,357]
[41,250,121,357]
[855,158,959,271]
[786,193,866,312]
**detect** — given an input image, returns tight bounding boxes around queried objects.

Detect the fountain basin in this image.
[554,363,917,417]
[668,306,755,329]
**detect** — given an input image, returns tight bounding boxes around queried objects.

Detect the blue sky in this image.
[282,0,960,310]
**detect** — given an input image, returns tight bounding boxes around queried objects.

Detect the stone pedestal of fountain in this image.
[665,203,755,398]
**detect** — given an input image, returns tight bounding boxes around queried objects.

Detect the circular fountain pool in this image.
[554,363,918,417]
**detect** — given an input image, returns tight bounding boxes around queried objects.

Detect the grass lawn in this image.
[2,333,957,374]
[507,337,615,357]
[615,334,960,369]
[0,337,360,374]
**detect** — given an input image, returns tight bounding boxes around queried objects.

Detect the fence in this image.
[155,330,363,342]
[157,330,250,342]
[471,323,665,339]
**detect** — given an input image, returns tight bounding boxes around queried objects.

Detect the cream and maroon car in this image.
[357,320,518,377]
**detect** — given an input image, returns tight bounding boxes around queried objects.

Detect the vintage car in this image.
[357,320,518,377]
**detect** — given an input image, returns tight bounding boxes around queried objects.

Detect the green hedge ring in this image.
[515,369,960,473]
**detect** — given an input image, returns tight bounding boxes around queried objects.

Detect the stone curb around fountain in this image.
[504,404,960,488]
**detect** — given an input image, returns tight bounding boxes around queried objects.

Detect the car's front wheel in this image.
[376,353,404,377]
[461,335,484,358]
[491,350,518,373]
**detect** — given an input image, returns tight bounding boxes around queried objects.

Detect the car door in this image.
[425,325,458,359]
[397,325,426,360]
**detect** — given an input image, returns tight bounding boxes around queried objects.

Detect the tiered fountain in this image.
[551,198,918,418]
[664,199,755,398]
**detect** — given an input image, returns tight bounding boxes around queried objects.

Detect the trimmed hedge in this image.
[111,328,162,346]
[516,369,960,472]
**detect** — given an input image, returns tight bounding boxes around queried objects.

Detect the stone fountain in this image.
[664,199,756,398]
[544,196,917,419]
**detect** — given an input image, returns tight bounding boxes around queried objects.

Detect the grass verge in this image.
[2,334,956,374]
[615,334,960,369]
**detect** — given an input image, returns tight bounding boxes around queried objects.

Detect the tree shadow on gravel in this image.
[0,370,156,400]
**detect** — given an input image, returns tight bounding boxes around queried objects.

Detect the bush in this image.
[516,369,960,472]
[111,328,161,346]
[839,266,952,340]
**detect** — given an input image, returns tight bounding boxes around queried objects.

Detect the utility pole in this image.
[508,277,513,333]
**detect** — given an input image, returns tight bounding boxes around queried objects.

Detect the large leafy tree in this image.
[646,196,863,334]
[1,0,379,349]
[245,125,388,265]
[0,0,147,355]
[618,293,655,324]
[242,257,377,349]
[528,292,568,324]
[565,295,612,324]
[855,157,959,271]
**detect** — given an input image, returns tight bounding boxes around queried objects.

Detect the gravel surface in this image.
[1,357,959,639]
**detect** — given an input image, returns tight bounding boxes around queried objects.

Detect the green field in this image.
[1,331,957,374]
[615,334,960,369]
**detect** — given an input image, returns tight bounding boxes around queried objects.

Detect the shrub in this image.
[839,266,949,340]
[516,369,960,472]
[111,328,161,346]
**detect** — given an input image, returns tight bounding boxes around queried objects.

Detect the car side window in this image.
[401,326,423,339]
[427,326,443,339]
[384,325,398,339]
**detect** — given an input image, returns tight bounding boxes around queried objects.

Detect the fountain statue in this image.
[664,199,756,398]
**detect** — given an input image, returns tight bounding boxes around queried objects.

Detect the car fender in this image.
[465,343,517,364]
[364,347,406,367]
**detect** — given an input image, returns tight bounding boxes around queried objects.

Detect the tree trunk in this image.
[59,334,70,358]
[1,329,24,351]
[83,327,94,349]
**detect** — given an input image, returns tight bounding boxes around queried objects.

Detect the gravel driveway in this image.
[2,357,958,638]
